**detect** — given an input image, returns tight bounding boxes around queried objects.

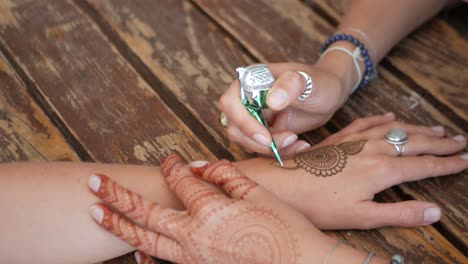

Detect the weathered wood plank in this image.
[0,51,78,162]
[311,0,468,123]
[0,0,215,165]
[192,0,467,261]
[85,0,252,161]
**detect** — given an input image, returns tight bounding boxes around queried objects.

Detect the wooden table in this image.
[0,1,466,263]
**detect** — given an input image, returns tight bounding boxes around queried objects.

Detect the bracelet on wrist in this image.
[318,33,376,92]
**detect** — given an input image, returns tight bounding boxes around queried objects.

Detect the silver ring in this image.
[297,71,313,101]
[384,128,408,157]
[219,112,228,128]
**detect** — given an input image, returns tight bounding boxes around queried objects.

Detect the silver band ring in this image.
[219,112,229,128]
[297,71,313,101]
[384,128,408,157]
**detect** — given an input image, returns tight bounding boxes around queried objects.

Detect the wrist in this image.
[315,41,364,97]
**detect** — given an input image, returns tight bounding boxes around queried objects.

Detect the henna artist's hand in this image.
[219,62,349,156]
[193,114,468,230]
[87,154,385,263]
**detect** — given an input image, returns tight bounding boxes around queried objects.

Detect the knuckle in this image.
[398,207,416,226]
[280,71,304,91]
[388,121,403,129]
[218,94,229,110]
[370,154,393,175]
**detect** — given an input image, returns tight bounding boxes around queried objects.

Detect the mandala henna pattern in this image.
[281,140,367,177]
[92,155,300,264]
[209,207,299,263]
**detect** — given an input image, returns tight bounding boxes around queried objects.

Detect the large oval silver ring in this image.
[384,128,408,157]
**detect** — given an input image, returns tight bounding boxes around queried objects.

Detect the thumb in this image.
[266,71,309,111]
[358,201,441,229]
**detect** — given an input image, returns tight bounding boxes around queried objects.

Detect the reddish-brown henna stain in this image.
[93,154,299,263]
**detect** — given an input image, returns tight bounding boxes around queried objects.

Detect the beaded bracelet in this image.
[318,33,376,91]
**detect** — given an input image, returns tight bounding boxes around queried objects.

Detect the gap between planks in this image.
[0,40,94,162]
[73,0,235,161]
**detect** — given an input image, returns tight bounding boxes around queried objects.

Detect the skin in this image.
[218,0,456,156]
[1,115,467,263]
[89,154,389,264]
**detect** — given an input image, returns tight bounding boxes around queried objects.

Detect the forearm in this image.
[317,0,452,94]
[339,0,452,62]
[0,162,183,263]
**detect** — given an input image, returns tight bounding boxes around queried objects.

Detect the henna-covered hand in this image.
[196,114,468,230]
[88,154,374,263]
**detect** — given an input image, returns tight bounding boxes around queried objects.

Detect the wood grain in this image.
[191,0,467,261]
[0,52,78,162]
[0,0,215,165]
[311,0,468,122]
[86,0,253,161]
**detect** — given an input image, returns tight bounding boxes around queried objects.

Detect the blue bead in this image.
[352,39,359,45]
[361,49,368,55]
[366,60,372,66]
[346,35,352,41]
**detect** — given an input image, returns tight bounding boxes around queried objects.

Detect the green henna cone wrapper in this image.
[238,64,284,167]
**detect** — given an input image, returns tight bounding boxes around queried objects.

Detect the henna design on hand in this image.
[273,140,367,177]
[90,154,300,264]
[200,160,257,199]
[208,207,299,263]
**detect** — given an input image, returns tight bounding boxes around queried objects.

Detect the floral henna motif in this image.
[338,140,367,155]
[92,155,301,263]
[275,140,367,177]
[208,207,299,263]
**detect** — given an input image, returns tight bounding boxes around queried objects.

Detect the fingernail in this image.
[384,112,395,119]
[88,175,101,192]
[190,160,208,168]
[431,126,444,133]
[267,88,288,107]
[460,153,468,161]
[282,134,298,148]
[253,133,271,147]
[452,135,466,142]
[424,207,441,224]
[89,205,104,224]
[297,143,311,152]
[134,252,141,264]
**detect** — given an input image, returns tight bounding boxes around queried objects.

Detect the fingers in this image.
[370,134,466,157]
[357,201,441,229]
[87,174,186,238]
[161,154,227,213]
[335,113,395,137]
[266,71,306,111]
[194,160,258,200]
[219,80,272,148]
[382,154,468,188]
[191,159,265,200]
[135,251,159,264]
[361,121,445,139]
[89,205,185,263]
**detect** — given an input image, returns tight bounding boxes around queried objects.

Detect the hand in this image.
[193,114,468,229]
[219,61,351,157]
[87,154,381,263]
